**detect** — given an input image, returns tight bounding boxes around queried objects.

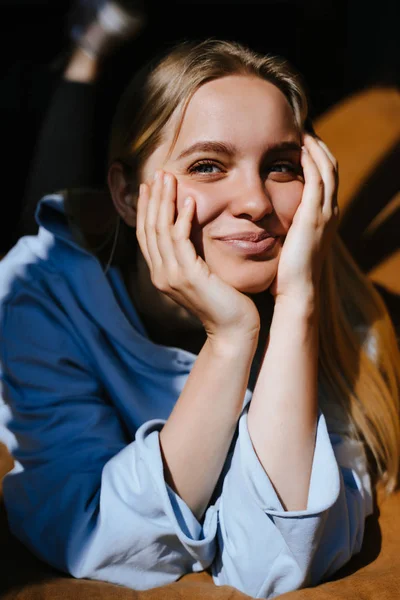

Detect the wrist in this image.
[207,328,259,359]
[274,291,320,322]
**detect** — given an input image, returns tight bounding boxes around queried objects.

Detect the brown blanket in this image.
[1,441,400,599]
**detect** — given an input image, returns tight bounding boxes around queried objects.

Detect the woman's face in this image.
[141,75,304,294]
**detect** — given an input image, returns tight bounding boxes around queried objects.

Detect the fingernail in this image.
[184,196,192,206]
[163,173,170,185]
[153,170,160,181]
[301,146,308,154]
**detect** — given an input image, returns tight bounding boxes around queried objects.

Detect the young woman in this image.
[0,39,399,599]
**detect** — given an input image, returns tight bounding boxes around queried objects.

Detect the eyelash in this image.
[187,160,300,176]
[188,160,223,175]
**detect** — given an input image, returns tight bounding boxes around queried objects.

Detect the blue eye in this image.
[270,163,297,173]
[188,160,223,175]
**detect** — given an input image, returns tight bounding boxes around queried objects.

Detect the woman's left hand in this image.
[269,133,339,303]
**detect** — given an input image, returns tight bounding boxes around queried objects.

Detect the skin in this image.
[109,75,309,352]
[142,76,303,292]
[108,72,339,514]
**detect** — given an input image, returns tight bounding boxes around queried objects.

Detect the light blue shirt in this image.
[0,194,373,598]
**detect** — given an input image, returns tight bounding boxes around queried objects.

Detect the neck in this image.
[122,255,275,355]
[122,258,206,353]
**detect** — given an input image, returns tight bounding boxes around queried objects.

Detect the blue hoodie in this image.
[0,194,373,599]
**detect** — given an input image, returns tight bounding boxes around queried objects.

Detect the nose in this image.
[229,173,274,222]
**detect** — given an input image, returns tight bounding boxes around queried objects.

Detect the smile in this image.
[217,236,278,256]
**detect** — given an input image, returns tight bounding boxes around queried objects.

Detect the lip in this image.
[216,231,276,242]
[217,236,279,255]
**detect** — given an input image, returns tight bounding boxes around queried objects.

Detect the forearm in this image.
[159,334,257,522]
[247,297,320,511]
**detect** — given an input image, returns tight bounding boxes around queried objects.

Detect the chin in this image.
[236,280,274,295]
[206,255,278,295]
[218,271,277,295]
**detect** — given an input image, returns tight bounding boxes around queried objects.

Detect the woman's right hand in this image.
[135,170,260,346]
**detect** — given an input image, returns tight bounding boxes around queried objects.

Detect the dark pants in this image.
[18,78,104,237]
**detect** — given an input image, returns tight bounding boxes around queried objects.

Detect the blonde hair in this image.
[104,39,400,495]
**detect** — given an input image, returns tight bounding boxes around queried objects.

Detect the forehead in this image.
[142,75,300,175]
[171,75,298,151]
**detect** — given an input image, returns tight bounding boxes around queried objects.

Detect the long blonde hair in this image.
[102,38,400,495]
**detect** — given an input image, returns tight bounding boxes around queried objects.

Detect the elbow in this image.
[311,518,366,585]
[212,547,309,599]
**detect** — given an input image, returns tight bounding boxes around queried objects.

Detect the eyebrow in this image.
[174,140,301,161]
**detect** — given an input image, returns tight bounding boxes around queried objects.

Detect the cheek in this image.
[176,181,224,258]
[175,179,304,242]
[273,181,303,231]
[176,181,224,223]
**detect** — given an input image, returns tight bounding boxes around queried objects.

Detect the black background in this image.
[0,0,398,253]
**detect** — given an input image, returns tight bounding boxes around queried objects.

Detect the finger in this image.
[304,134,337,180]
[315,138,340,208]
[135,182,151,266]
[315,138,338,171]
[304,135,338,214]
[156,172,179,270]
[300,145,324,212]
[172,195,200,271]
[145,169,163,268]
[158,172,177,228]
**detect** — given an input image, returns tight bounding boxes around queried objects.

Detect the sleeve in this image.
[0,290,218,591]
[211,402,373,599]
